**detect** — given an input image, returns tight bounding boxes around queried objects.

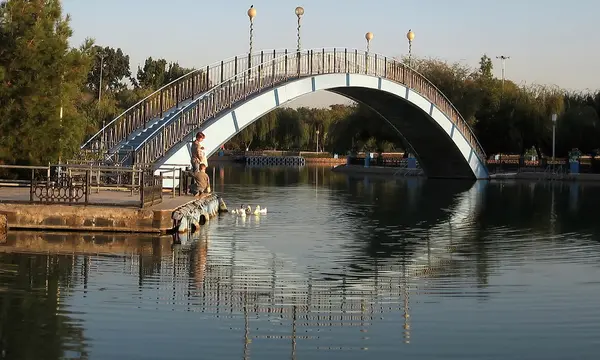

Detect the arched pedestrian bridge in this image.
[81,49,489,180]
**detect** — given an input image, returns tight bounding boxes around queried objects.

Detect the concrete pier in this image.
[0,188,221,234]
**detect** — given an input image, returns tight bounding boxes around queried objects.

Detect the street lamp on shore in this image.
[365,32,373,53]
[316,129,320,153]
[97,52,106,149]
[496,55,510,90]
[406,29,415,67]
[552,113,557,162]
[248,5,256,69]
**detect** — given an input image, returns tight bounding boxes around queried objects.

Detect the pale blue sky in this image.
[63,0,598,106]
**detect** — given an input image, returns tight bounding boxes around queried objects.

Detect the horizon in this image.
[62,0,598,107]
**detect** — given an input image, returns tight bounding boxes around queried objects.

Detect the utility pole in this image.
[496,55,510,90]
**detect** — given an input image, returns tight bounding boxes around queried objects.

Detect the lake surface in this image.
[1,165,600,359]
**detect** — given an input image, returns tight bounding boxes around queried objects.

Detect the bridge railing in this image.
[80,50,294,157]
[132,48,486,165]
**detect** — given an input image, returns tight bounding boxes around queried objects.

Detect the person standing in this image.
[191,132,207,172]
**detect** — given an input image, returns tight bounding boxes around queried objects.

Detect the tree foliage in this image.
[136,57,194,90]
[226,104,404,154]
[0,0,91,164]
[0,0,598,166]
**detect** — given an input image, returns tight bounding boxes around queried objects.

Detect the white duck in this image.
[253,205,267,215]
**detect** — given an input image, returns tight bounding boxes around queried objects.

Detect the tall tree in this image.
[478,54,493,79]
[86,45,134,96]
[0,0,92,164]
[136,57,167,90]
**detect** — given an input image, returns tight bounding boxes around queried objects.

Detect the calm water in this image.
[1,165,600,359]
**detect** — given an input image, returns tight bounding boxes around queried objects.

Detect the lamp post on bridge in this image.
[247,5,256,70]
[295,6,304,75]
[295,6,304,53]
[406,29,415,67]
[365,32,373,53]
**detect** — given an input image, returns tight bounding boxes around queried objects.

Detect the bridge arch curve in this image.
[157,72,489,180]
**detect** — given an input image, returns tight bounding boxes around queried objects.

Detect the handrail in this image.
[132,51,301,153]
[132,47,486,166]
[80,49,294,153]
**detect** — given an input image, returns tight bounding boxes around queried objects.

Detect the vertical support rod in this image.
[175,81,180,108]
[172,167,176,198]
[552,124,556,162]
[159,90,164,118]
[131,165,135,197]
[84,170,90,204]
[29,169,34,202]
[408,40,412,67]
[140,171,145,208]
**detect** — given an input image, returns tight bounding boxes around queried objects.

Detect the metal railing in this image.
[0,164,163,208]
[131,48,486,166]
[140,171,163,207]
[81,50,296,158]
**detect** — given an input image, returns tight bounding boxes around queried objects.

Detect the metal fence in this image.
[0,165,164,208]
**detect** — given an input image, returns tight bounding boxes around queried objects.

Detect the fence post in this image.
[178,168,183,196]
[271,51,276,87]
[221,60,225,83]
[29,169,34,202]
[140,171,145,208]
[159,90,164,118]
[344,48,348,73]
[131,165,135,197]
[159,174,164,202]
[85,170,90,204]
[175,80,180,108]
[172,167,176,198]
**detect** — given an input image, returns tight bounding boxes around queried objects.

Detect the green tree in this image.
[87,45,134,95]
[136,57,168,90]
[478,54,493,79]
[0,0,92,164]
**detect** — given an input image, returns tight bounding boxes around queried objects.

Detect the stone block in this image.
[0,213,6,242]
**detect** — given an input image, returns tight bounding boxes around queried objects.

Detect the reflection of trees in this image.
[472,181,600,245]
[0,253,88,359]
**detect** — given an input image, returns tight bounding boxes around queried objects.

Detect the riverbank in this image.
[490,172,600,182]
[332,165,600,182]
[332,164,424,177]
[0,188,220,234]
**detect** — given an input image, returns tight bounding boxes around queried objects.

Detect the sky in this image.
[62,0,598,107]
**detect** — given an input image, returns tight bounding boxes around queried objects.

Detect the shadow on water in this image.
[1,167,600,359]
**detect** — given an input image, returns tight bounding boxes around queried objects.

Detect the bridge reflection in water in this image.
[0,180,487,356]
